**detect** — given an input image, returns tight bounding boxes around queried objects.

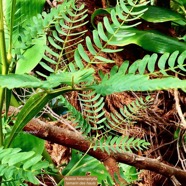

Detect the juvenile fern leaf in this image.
[78,91,106,127]
[60,96,92,135]
[106,96,152,130]
[93,136,150,155]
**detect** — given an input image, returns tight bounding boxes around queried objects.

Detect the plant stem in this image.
[0,7,8,186]
[0,89,4,146]
[0,0,8,147]
[0,0,8,75]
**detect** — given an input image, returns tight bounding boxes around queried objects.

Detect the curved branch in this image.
[8,107,186,184]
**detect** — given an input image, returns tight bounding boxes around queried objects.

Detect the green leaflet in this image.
[15,35,46,74]
[0,147,49,185]
[108,27,186,53]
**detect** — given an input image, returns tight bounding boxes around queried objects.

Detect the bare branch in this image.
[8,107,186,184]
[22,116,186,184]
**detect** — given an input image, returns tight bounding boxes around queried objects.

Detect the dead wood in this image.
[11,106,185,184]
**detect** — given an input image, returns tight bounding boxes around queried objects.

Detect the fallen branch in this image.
[21,114,186,184]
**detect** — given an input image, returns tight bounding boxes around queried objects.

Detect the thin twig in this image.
[46,0,53,7]
[170,175,181,186]
[174,89,186,128]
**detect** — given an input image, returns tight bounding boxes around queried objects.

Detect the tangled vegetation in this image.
[0,0,186,185]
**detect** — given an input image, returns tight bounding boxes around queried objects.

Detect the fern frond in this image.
[60,96,92,135]
[74,0,149,65]
[90,50,186,95]
[129,50,186,76]
[106,96,152,131]
[0,147,50,185]
[93,136,150,155]
[41,2,88,74]
[78,91,106,126]
[14,0,86,74]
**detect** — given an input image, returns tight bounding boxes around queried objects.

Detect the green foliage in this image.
[0,68,94,89]
[107,27,186,53]
[92,5,186,26]
[41,1,88,73]
[15,35,46,74]
[107,96,152,130]
[91,2,186,53]
[0,147,50,185]
[74,0,149,65]
[1,0,186,185]
[119,164,139,183]
[139,5,186,25]
[90,51,186,95]
[62,150,114,185]
[60,95,92,134]
[93,135,150,154]
[10,132,45,155]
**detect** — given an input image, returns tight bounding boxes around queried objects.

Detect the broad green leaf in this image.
[119,163,139,183]
[15,0,45,26]
[108,27,186,53]
[62,150,113,184]
[0,74,42,89]
[10,132,45,155]
[15,35,46,74]
[171,0,186,6]
[137,6,186,25]
[5,91,55,147]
